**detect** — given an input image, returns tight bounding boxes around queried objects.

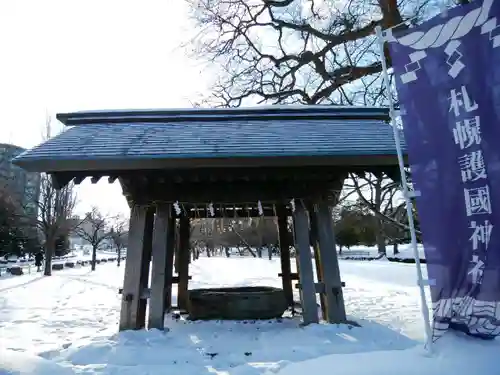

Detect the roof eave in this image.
[11,154,406,174]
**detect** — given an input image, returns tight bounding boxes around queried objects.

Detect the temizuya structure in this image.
[14,106,403,331]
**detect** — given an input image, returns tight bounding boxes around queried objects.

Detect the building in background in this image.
[0,143,40,217]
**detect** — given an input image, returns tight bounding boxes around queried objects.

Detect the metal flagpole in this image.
[374,25,433,352]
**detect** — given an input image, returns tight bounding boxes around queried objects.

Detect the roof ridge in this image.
[56,106,390,126]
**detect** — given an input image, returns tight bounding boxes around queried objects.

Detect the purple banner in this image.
[389,0,500,340]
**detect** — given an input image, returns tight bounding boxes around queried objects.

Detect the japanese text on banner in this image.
[449,85,493,285]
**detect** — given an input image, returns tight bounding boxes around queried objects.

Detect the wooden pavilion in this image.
[13,106,403,331]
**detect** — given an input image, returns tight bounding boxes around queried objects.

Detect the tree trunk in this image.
[91,246,97,271]
[236,245,243,256]
[376,219,387,256]
[393,242,399,255]
[233,232,257,257]
[268,246,272,260]
[117,247,121,267]
[43,240,54,276]
[224,246,230,257]
[339,245,343,255]
[374,174,386,256]
[257,247,262,258]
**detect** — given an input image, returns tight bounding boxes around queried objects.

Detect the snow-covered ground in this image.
[0,250,121,277]
[338,244,426,260]
[0,257,497,375]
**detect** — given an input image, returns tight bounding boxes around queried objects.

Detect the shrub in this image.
[9,266,23,276]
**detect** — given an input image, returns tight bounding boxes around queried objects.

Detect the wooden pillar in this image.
[137,207,154,328]
[119,204,155,331]
[314,202,346,323]
[277,205,293,307]
[174,222,180,274]
[177,216,190,310]
[309,210,327,320]
[148,203,173,330]
[293,204,319,325]
[164,214,176,311]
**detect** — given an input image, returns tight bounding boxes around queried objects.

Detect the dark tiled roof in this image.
[14,106,405,171]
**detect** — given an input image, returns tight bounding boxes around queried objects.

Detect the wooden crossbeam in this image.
[118,275,193,297]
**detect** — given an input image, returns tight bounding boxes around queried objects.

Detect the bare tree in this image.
[344,171,401,254]
[0,115,77,273]
[5,167,77,275]
[187,0,464,242]
[32,174,77,275]
[109,214,129,267]
[28,116,78,275]
[187,0,456,107]
[347,171,421,235]
[190,219,203,261]
[0,181,41,258]
[75,207,110,271]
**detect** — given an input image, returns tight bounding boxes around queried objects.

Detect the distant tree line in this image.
[188,196,421,258]
[190,217,284,259]
[333,200,420,255]
[0,182,41,258]
[0,175,75,262]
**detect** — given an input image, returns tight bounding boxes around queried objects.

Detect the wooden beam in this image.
[137,207,154,328]
[165,212,176,311]
[309,208,327,321]
[119,204,154,331]
[180,206,281,218]
[177,216,191,310]
[73,175,86,185]
[119,177,133,197]
[49,167,348,203]
[50,173,73,190]
[313,202,346,324]
[53,166,345,184]
[293,204,319,325]
[278,272,299,280]
[277,205,293,307]
[171,275,192,283]
[134,180,338,204]
[148,203,173,330]
[90,176,101,184]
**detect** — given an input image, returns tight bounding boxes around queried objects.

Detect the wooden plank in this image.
[181,207,281,218]
[137,207,154,328]
[292,204,319,325]
[119,204,153,331]
[309,210,327,320]
[148,203,172,330]
[177,216,191,310]
[278,272,299,280]
[277,205,294,307]
[314,202,346,324]
[171,275,192,283]
[57,166,345,186]
[136,181,332,205]
[165,216,176,310]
